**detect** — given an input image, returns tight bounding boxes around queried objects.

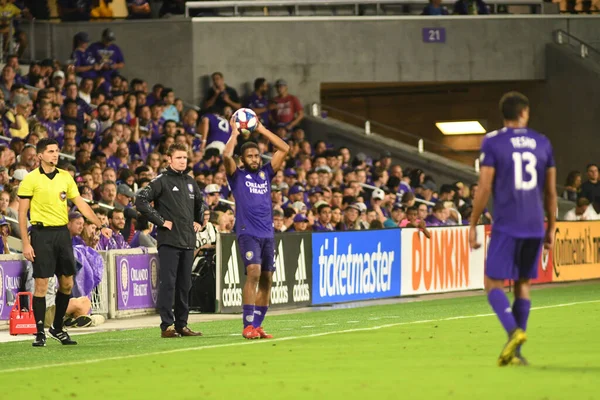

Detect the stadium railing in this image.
[184,0,546,17]
[553,29,600,63]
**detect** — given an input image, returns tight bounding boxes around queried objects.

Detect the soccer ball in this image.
[233,108,258,137]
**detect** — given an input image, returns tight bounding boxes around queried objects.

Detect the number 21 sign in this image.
[422,28,446,43]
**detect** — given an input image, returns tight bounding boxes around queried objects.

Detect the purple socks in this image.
[512,298,531,332]
[252,306,268,328]
[242,305,254,328]
[487,288,518,335]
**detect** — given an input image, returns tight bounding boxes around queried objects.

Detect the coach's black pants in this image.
[157,245,194,331]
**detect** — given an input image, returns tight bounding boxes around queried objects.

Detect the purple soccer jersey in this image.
[72,49,98,80]
[228,162,275,238]
[480,127,555,238]
[205,113,231,145]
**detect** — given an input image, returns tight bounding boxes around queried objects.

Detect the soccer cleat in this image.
[64,315,93,329]
[32,332,47,347]
[510,349,530,366]
[497,328,527,366]
[48,326,78,345]
[242,326,260,340]
[255,327,273,339]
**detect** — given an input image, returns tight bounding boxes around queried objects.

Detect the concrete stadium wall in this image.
[29,16,600,107]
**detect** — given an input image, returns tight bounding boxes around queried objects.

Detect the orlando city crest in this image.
[120,259,129,306]
[188,184,194,193]
[259,171,266,180]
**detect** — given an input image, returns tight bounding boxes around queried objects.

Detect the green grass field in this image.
[1,282,599,400]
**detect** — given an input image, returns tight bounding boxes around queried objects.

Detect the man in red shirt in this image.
[273,79,304,131]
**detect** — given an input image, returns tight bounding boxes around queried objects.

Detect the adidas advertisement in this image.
[311,230,402,305]
[218,232,313,313]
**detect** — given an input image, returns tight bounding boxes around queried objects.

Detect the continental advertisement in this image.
[401,226,485,296]
[553,221,600,282]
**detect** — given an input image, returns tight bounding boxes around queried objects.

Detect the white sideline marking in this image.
[1,299,598,375]
[347,321,360,324]
[323,323,337,326]
[301,325,315,328]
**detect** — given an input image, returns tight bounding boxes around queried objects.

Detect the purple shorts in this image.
[486,230,543,280]
[237,235,276,273]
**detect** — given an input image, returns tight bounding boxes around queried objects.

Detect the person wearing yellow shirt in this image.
[6,93,31,139]
[0,0,20,52]
[18,138,113,347]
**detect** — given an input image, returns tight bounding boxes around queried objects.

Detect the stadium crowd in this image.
[0,26,594,256]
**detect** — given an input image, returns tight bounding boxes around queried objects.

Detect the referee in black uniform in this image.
[18,138,112,347]
[136,143,207,338]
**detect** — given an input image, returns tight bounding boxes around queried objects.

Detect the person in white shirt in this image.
[563,197,599,221]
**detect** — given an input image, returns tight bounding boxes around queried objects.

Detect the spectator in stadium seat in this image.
[0,65,16,100]
[72,32,100,83]
[199,109,231,153]
[246,77,272,129]
[579,167,600,204]
[100,134,119,170]
[313,204,335,232]
[563,197,599,221]
[63,82,93,121]
[401,206,431,238]
[99,180,117,207]
[20,144,37,171]
[127,0,151,18]
[273,208,285,233]
[97,209,130,250]
[422,0,450,14]
[469,183,492,223]
[204,184,221,210]
[68,211,86,246]
[182,109,199,136]
[115,184,137,240]
[130,215,157,247]
[273,79,304,132]
[271,184,284,209]
[161,88,179,122]
[287,213,309,233]
[425,202,447,227]
[62,99,83,133]
[562,170,581,202]
[6,93,31,139]
[203,72,241,114]
[88,29,125,92]
[337,203,362,231]
[453,0,489,14]
[383,203,404,228]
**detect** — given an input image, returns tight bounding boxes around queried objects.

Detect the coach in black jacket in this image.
[136,143,207,338]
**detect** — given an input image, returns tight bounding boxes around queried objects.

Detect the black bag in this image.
[189,249,216,313]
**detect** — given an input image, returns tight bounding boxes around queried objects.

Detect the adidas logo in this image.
[172,186,179,191]
[293,239,310,302]
[222,241,242,307]
[271,241,289,305]
[245,174,252,179]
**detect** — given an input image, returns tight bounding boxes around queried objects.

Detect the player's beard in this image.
[243,160,261,173]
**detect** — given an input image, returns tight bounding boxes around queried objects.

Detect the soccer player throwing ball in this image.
[469,92,557,366]
[224,117,289,339]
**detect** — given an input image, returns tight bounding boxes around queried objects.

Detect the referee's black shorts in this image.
[30,225,77,279]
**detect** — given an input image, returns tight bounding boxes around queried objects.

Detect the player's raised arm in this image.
[255,121,290,172]
[469,166,495,249]
[224,117,240,176]
[543,166,557,249]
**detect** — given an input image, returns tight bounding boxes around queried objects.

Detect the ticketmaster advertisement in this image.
[311,230,402,305]
[219,232,312,313]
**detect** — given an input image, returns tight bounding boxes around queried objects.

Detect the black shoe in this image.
[64,315,93,329]
[48,327,78,345]
[32,332,46,347]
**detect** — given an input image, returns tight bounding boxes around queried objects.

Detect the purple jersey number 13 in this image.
[422,28,446,43]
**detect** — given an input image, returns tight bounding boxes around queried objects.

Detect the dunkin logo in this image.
[120,258,129,306]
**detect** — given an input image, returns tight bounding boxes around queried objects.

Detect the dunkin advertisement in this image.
[116,254,159,310]
[401,226,486,296]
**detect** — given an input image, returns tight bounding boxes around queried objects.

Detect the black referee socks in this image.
[32,296,46,334]
[53,292,71,332]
